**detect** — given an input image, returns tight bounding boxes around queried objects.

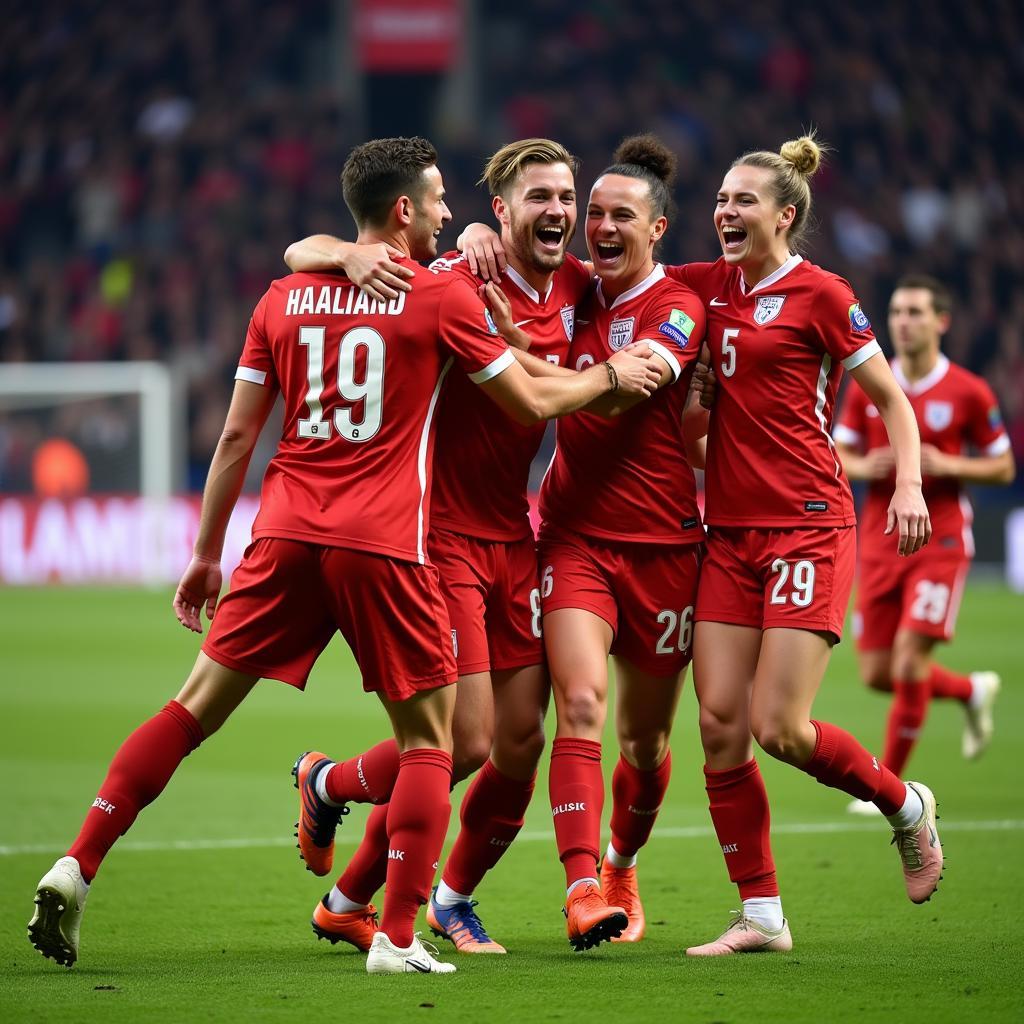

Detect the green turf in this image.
[1,582,1021,1022]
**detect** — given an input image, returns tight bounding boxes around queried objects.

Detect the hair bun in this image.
[612,133,677,186]
[779,136,822,178]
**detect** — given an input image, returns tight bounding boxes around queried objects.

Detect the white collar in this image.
[740,253,804,295]
[597,263,666,310]
[892,353,950,395]
[504,263,553,305]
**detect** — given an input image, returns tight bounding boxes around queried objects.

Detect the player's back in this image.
[238,266,509,565]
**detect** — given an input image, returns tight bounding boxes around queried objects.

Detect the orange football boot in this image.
[311,896,379,951]
[600,860,645,942]
[563,882,628,952]
[292,750,350,877]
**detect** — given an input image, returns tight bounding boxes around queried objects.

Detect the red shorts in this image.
[429,527,542,675]
[538,527,703,676]
[203,537,457,701]
[696,526,856,642]
[854,553,970,650]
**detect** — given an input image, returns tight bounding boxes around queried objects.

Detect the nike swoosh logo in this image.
[408,958,431,973]
[710,298,728,306]
[513,319,535,328]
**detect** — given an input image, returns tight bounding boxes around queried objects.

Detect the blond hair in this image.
[732,133,826,252]
[479,138,579,197]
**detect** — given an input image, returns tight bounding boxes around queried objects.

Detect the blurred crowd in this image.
[1,0,1022,494]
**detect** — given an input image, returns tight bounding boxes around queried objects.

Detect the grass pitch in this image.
[1,582,1021,1022]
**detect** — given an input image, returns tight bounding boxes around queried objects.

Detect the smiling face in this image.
[586,173,666,297]
[409,164,452,260]
[496,161,577,274]
[714,164,795,275]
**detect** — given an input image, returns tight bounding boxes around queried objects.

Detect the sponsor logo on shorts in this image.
[92,797,117,815]
[848,303,872,333]
[753,295,786,325]
[805,501,829,512]
[551,801,586,815]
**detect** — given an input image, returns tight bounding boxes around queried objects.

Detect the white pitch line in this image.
[2,819,1021,858]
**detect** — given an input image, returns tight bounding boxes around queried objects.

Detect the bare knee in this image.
[619,730,671,771]
[698,706,748,761]
[493,722,546,777]
[863,665,892,693]
[556,685,605,737]
[751,717,813,766]
[452,736,492,784]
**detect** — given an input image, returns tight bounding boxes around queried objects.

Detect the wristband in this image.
[605,361,619,393]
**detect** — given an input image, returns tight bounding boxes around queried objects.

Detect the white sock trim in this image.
[326,885,367,914]
[434,881,473,907]
[605,841,637,869]
[742,896,784,932]
[314,763,344,807]
[886,784,924,830]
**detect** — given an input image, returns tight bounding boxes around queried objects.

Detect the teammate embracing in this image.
[834,275,1014,806]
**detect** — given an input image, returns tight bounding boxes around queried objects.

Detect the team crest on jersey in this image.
[753,295,786,325]
[560,304,575,342]
[924,400,954,432]
[609,316,635,350]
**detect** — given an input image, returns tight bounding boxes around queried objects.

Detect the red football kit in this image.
[539,264,706,674]
[669,254,880,638]
[203,266,514,698]
[835,354,1011,646]
[426,252,591,674]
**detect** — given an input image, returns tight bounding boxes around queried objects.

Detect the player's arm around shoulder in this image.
[283,234,414,303]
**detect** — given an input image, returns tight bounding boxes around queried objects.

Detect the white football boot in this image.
[963,671,1000,760]
[366,931,456,974]
[28,856,90,967]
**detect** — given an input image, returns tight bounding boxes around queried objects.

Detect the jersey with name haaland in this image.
[540,264,706,544]
[429,251,592,541]
[835,355,1010,559]
[668,255,880,528]
[236,267,513,564]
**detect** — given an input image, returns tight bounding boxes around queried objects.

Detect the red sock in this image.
[549,737,603,887]
[704,759,777,899]
[68,701,204,882]
[882,679,930,776]
[609,752,671,859]
[336,803,389,906]
[442,760,536,895]
[929,664,972,703]
[325,739,399,805]
[379,749,453,947]
[804,720,906,815]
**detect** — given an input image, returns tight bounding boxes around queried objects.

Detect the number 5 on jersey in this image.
[720,328,739,378]
[298,325,385,442]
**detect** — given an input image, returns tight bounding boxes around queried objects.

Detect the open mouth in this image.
[535,224,565,251]
[721,225,747,251]
[593,240,625,264]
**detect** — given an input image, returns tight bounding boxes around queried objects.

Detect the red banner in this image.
[355,0,461,72]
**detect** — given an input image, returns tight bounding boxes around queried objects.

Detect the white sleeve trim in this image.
[832,424,862,446]
[235,366,268,385]
[469,347,515,384]
[842,340,881,371]
[643,340,682,382]
[984,434,1011,456]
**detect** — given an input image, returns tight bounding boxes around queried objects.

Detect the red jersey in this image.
[668,255,880,528]
[236,267,513,565]
[428,252,592,541]
[540,264,706,544]
[834,355,1010,559]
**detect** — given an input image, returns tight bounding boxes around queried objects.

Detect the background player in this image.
[834,275,1014,809]
[504,135,708,950]
[669,135,941,957]
[283,138,595,955]
[27,136,659,976]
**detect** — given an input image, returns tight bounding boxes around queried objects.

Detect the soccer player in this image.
[667,135,942,956]
[283,138,594,955]
[507,135,708,950]
[834,275,1014,807]
[27,136,660,975]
